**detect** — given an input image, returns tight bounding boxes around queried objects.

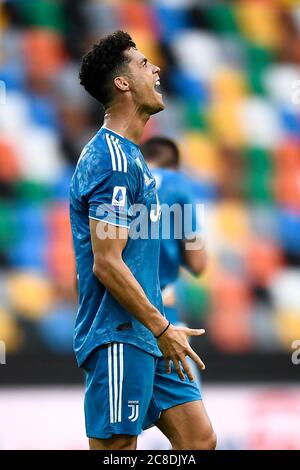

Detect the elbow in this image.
[93,256,115,284]
[188,250,207,276]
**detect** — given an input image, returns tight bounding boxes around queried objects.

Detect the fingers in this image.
[165,355,196,382]
[165,358,171,374]
[172,358,185,381]
[179,356,194,382]
[184,328,205,337]
[186,348,206,370]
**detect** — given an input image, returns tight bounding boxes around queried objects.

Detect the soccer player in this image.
[70,31,216,451]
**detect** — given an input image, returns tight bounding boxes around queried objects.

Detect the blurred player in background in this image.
[70,30,216,450]
[142,136,206,386]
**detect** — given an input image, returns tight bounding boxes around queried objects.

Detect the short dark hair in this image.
[142,136,180,169]
[79,30,136,108]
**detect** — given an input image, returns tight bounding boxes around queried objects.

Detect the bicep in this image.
[89,218,129,263]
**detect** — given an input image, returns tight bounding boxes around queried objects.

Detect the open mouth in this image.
[154,78,162,96]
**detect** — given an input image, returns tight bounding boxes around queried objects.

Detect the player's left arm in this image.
[182,236,207,276]
[180,181,206,276]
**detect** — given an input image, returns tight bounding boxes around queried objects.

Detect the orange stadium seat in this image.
[0,138,20,182]
[22,29,67,79]
[245,238,283,286]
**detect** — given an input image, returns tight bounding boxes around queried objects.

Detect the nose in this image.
[153,64,160,74]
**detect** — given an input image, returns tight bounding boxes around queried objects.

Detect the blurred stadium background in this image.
[0,0,300,450]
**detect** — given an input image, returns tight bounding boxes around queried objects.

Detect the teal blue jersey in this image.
[70,127,163,366]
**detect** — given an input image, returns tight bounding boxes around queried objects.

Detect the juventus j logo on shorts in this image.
[128,401,139,422]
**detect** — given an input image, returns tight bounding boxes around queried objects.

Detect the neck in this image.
[103,102,150,145]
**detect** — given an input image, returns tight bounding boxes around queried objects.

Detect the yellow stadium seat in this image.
[275,310,300,348]
[181,132,221,180]
[213,201,251,248]
[211,68,248,102]
[7,271,54,319]
[209,99,244,146]
[236,2,283,49]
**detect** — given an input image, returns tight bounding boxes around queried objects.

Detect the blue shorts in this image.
[82,342,202,439]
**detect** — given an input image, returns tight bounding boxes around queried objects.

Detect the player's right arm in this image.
[90,219,205,381]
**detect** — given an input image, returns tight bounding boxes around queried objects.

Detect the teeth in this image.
[155,80,160,87]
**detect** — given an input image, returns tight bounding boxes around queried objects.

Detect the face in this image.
[123,48,164,115]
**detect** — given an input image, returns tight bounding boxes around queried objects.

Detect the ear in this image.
[114,76,130,92]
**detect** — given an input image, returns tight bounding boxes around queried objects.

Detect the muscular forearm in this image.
[93,257,168,337]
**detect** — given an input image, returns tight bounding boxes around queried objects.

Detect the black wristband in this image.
[155,321,171,339]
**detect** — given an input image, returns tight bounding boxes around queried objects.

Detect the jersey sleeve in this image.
[88,163,139,229]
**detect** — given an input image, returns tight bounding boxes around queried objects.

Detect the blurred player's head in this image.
[79,30,164,115]
[142,136,180,169]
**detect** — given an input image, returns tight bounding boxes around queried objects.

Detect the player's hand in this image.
[156,325,205,382]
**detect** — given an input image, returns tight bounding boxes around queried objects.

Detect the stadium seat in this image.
[211,271,251,310]
[118,0,157,36]
[264,64,300,105]
[213,201,251,250]
[7,271,54,320]
[211,68,247,102]
[22,29,67,79]
[176,278,210,322]
[0,138,20,182]
[209,99,244,146]
[236,2,283,49]
[37,302,74,353]
[182,132,220,182]
[172,31,222,81]
[245,238,283,286]
[204,3,239,34]
[274,138,300,172]
[0,202,18,252]
[269,269,300,310]
[18,0,67,32]
[208,305,253,353]
[245,43,275,95]
[275,309,300,349]
[274,169,300,209]
[169,69,209,104]
[249,205,280,242]
[277,209,300,254]
[279,107,300,137]
[154,4,191,42]
[240,97,283,148]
